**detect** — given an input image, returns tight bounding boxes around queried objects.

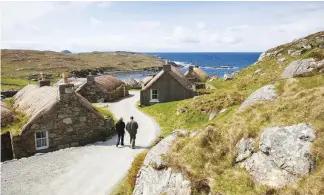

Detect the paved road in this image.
[1,91,159,195]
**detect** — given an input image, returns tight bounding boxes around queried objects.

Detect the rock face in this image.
[236,138,255,162]
[256,49,283,63]
[277,57,286,64]
[133,131,191,195]
[281,58,324,79]
[290,49,306,56]
[224,73,234,80]
[237,123,316,187]
[239,85,276,111]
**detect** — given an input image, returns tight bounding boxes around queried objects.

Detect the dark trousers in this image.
[130,133,136,148]
[116,133,124,146]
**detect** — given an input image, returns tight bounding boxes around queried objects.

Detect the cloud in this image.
[90,17,103,25]
[1,2,324,52]
[197,22,206,30]
[96,2,112,9]
[135,21,161,30]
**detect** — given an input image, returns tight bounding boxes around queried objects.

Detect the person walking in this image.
[115,117,125,147]
[126,116,138,149]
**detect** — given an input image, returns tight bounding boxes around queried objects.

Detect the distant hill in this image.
[61,50,72,54]
[1,49,164,80]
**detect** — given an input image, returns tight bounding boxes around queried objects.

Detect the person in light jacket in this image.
[126,116,138,149]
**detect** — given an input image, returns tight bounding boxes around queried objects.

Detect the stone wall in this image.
[77,83,108,103]
[11,91,115,159]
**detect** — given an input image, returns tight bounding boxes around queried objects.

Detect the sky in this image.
[1,1,324,52]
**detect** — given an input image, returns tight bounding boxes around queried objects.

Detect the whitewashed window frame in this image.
[150,89,159,103]
[35,131,49,150]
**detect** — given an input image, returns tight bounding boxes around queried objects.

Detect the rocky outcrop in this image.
[235,138,255,162]
[133,131,191,195]
[237,123,316,187]
[224,73,234,80]
[281,58,324,79]
[256,48,283,63]
[290,49,306,56]
[239,85,276,111]
[277,57,286,64]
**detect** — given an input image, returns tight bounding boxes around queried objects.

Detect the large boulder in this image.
[239,123,316,187]
[239,85,276,111]
[281,58,324,79]
[133,131,191,195]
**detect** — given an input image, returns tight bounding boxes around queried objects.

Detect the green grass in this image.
[92,104,116,121]
[1,98,30,136]
[133,31,324,194]
[112,151,148,195]
[139,100,209,136]
[1,78,37,91]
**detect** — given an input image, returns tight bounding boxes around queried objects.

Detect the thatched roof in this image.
[1,101,15,127]
[13,84,104,134]
[184,67,209,82]
[54,78,87,89]
[14,85,59,117]
[124,78,141,89]
[55,75,125,93]
[94,75,125,93]
[142,66,193,91]
[141,76,154,87]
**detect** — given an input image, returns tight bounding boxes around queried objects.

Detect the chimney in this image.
[188,66,194,73]
[58,83,75,101]
[38,72,50,87]
[58,72,74,101]
[87,72,95,84]
[163,64,171,72]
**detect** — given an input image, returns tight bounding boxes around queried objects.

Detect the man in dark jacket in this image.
[126,116,138,149]
[115,117,125,147]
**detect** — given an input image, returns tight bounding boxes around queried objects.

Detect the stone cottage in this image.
[10,79,114,159]
[140,64,196,106]
[184,65,209,83]
[55,74,129,103]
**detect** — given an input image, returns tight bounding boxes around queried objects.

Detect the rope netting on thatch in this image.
[94,75,124,93]
[124,78,141,89]
[1,101,15,127]
[13,85,59,118]
[54,78,87,89]
[184,67,209,82]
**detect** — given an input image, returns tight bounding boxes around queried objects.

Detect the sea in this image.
[113,52,261,81]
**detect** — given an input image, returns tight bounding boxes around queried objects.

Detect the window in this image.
[35,131,49,150]
[151,89,159,100]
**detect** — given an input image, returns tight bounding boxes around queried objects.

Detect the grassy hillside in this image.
[138,31,324,194]
[1,49,164,91]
